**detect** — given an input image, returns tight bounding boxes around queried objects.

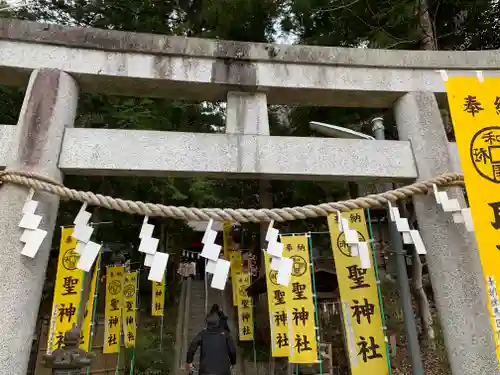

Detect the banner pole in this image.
[115,341,121,375]
[77,273,87,325]
[307,233,323,375]
[86,253,102,375]
[252,301,258,375]
[366,209,393,374]
[116,276,122,375]
[160,270,167,352]
[130,348,136,375]
[205,259,208,316]
[130,268,140,375]
[78,222,97,330]
[115,266,122,375]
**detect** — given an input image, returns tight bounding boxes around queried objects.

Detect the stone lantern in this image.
[43,324,95,375]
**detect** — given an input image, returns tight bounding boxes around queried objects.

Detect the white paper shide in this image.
[73,203,102,272]
[432,184,474,232]
[263,221,293,287]
[19,190,47,258]
[336,211,371,269]
[200,219,230,290]
[387,202,427,255]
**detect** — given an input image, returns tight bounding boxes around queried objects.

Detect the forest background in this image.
[0,0,499,374]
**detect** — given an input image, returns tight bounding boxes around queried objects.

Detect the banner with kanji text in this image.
[103,265,125,354]
[237,270,254,341]
[264,253,291,357]
[281,235,318,364]
[80,253,101,352]
[328,209,389,375]
[47,227,84,353]
[445,76,500,361]
[123,271,138,348]
[152,276,165,316]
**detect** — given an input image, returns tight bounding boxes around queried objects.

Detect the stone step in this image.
[187,280,207,369]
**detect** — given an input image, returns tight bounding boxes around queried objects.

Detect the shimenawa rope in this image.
[0,170,464,223]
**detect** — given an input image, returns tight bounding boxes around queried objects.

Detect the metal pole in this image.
[131,268,139,375]
[372,117,424,375]
[371,117,385,141]
[389,219,424,375]
[205,259,208,317]
[160,280,165,353]
[307,233,323,375]
[365,211,392,374]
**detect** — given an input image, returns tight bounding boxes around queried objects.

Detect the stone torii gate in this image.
[0,18,498,375]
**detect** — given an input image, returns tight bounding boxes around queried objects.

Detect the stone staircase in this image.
[178,278,225,374]
[187,279,207,370]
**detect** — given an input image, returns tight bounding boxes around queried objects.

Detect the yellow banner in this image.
[47,227,84,353]
[104,266,125,354]
[230,251,243,306]
[152,276,165,316]
[281,235,318,364]
[264,253,291,357]
[123,271,138,348]
[223,221,233,260]
[80,253,101,352]
[327,209,389,374]
[445,76,500,360]
[237,270,254,341]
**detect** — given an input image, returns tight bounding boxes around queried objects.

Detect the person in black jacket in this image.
[209,304,230,333]
[186,313,237,375]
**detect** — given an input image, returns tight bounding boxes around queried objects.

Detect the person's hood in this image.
[206,312,222,332]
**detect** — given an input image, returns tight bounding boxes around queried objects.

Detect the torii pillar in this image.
[0,69,78,375]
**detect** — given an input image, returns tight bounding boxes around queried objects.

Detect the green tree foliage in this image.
[2,0,497,373]
[280,0,500,138]
[281,0,499,50]
[0,86,23,124]
[1,0,497,226]
[1,0,347,233]
[3,0,284,241]
[19,0,281,42]
[2,0,496,232]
